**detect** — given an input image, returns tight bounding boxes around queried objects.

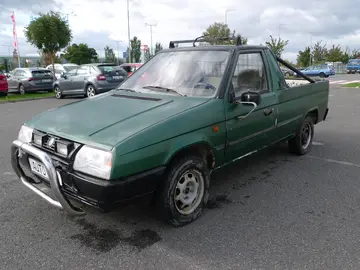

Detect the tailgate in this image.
[31,70,55,84]
[98,65,127,83]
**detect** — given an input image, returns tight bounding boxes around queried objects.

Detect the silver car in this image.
[7,68,55,95]
[53,63,128,99]
[46,63,79,79]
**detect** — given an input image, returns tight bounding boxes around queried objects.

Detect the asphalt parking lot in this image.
[1,86,360,270]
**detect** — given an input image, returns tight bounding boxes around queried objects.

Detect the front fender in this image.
[110,123,226,180]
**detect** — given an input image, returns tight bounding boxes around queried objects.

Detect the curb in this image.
[0,96,55,104]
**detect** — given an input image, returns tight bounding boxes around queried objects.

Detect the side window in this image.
[77,67,89,75]
[14,70,22,76]
[266,50,287,90]
[67,69,78,76]
[231,52,268,97]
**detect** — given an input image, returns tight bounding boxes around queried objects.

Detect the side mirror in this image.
[61,73,67,79]
[6,74,11,78]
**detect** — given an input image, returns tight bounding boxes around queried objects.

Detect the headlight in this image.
[18,125,33,143]
[73,145,112,180]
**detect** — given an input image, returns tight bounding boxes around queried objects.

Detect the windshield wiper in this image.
[142,85,184,96]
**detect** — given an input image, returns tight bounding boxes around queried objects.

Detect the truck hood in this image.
[26,91,209,150]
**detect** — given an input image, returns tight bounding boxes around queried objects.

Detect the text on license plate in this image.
[29,158,49,180]
[112,76,123,80]
[42,79,52,82]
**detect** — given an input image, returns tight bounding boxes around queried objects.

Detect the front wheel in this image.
[288,116,314,155]
[156,155,210,226]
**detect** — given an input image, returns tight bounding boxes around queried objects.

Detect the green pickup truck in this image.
[11,36,329,226]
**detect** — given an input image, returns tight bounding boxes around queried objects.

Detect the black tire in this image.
[284,72,290,77]
[19,84,25,95]
[156,155,210,226]
[54,86,63,99]
[288,116,314,155]
[319,72,325,78]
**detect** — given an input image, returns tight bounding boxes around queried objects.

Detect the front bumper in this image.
[11,140,165,216]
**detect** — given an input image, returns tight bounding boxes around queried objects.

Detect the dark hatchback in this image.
[7,68,55,95]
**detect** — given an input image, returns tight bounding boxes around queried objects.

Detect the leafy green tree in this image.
[350,49,360,59]
[62,43,98,64]
[144,49,153,62]
[104,46,116,63]
[155,42,163,54]
[326,44,344,62]
[296,47,311,67]
[24,11,72,72]
[311,41,327,64]
[129,36,141,63]
[202,22,247,45]
[265,35,289,58]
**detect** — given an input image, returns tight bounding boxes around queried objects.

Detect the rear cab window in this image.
[97,65,117,74]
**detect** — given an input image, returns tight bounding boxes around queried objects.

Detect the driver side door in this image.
[224,50,278,162]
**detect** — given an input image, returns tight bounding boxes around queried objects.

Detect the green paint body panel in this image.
[24,46,329,180]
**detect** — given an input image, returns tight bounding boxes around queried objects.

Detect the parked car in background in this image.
[0,70,8,96]
[53,63,128,99]
[120,63,143,76]
[7,68,55,95]
[280,67,293,77]
[346,59,360,74]
[46,63,79,79]
[294,64,335,78]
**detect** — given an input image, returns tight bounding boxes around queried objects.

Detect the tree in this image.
[326,44,344,62]
[296,47,311,67]
[130,36,141,63]
[104,46,116,63]
[265,35,289,58]
[350,49,360,59]
[62,43,98,64]
[24,11,72,72]
[144,49,153,62]
[202,22,248,45]
[155,42,163,54]
[311,41,327,64]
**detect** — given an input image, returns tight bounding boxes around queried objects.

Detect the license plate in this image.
[42,79,52,82]
[112,76,122,80]
[29,158,49,180]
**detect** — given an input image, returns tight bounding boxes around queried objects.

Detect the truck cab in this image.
[11,36,329,226]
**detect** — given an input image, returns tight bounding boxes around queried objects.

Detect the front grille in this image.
[42,135,57,151]
[32,129,81,160]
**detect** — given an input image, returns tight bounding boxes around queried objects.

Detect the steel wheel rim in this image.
[301,123,312,149]
[174,169,205,215]
[55,87,61,98]
[87,86,95,97]
[19,86,25,95]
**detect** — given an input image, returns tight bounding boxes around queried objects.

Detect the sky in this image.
[0,0,359,62]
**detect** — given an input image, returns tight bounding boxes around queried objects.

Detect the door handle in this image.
[264,108,274,116]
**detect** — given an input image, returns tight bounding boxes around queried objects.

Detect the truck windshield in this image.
[117,50,230,97]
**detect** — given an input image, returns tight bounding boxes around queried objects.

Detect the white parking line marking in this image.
[329,80,346,84]
[340,80,360,84]
[4,172,13,175]
[308,155,360,168]
[312,142,324,146]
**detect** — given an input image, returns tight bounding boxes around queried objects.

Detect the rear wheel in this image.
[288,116,314,155]
[86,85,96,97]
[54,86,63,99]
[156,155,210,226]
[19,84,25,95]
[319,72,325,78]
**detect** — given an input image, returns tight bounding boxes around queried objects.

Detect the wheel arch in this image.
[166,141,215,171]
[304,107,319,124]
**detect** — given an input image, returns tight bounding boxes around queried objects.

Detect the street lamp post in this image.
[64,12,76,47]
[145,23,157,55]
[115,40,121,65]
[127,0,131,63]
[225,9,236,25]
